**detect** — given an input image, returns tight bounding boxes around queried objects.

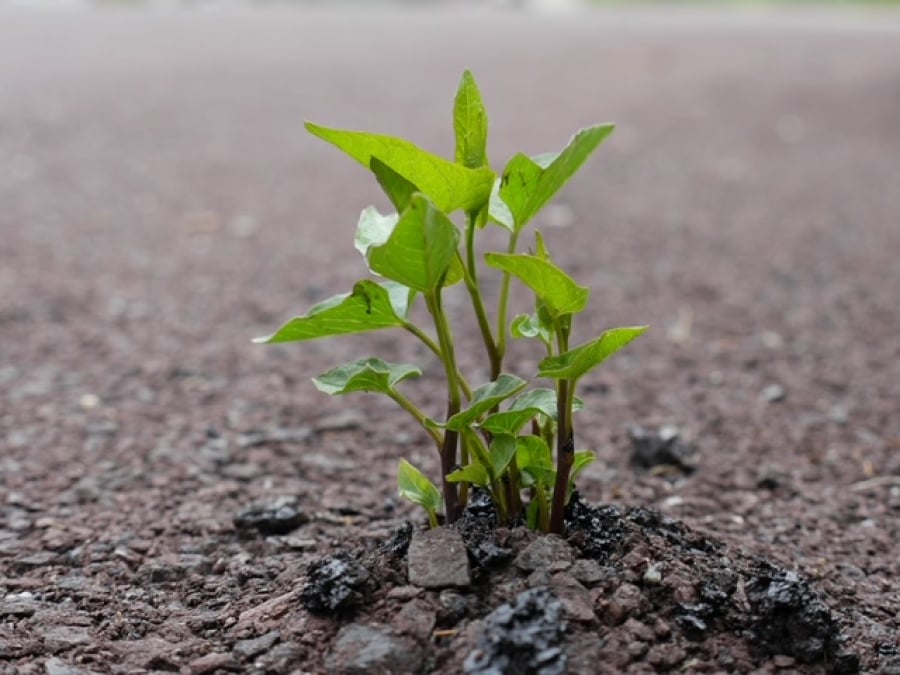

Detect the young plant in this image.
[255,71,647,534]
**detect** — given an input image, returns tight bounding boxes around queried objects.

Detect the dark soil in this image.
[2,6,899,674]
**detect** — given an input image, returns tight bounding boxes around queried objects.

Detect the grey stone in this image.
[570,558,605,585]
[41,625,91,652]
[392,598,436,641]
[44,658,95,675]
[325,623,422,674]
[550,573,596,623]
[761,384,786,402]
[233,630,280,660]
[407,527,470,589]
[514,535,574,573]
[187,652,239,675]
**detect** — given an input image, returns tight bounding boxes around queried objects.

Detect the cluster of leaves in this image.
[256,71,646,534]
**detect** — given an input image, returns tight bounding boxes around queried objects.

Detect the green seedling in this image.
[256,71,647,534]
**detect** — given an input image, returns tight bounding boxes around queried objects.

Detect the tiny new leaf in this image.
[568,450,596,497]
[484,252,589,319]
[453,70,489,170]
[313,357,421,396]
[398,458,443,518]
[496,123,615,231]
[367,194,460,293]
[538,326,649,381]
[305,122,494,214]
[254,280,410,344]
[444,374,528,431]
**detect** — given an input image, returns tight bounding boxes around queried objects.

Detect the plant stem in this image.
[389,390,444,450]
[549,323,573,535]
[425,291,462,523]
[403,321,473,400]
[459,212,500,379]
[494,230,520,367]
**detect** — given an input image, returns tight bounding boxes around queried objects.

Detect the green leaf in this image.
[538,326,649,381]
[489,434,518,479]
[479,409,541,437]
[367,194,460,292]
[488,178,515,231]
[516,436,555,486]
[484,252,589,319]
[445,374,528,431]
[397,458,443,517]
[496,123,615,231]
[254,280,409,344]
[568,450,596,497]
[511,313,552,347]
[453,70,489,170]
[306,121,494,213]
[313,357,421,396]
[370,157,417,212]
[446,463,490,488]
[509,388,584,418]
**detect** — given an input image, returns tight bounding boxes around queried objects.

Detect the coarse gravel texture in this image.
[1,6,899,674]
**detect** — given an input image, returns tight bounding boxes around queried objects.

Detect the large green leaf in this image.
[496,123,615,231]
[453,70,488,170]
[538,326,649,381]
[313,357,421,396]
[444,374,528,431]
[254,280,410,344]
[370,157,417,212]
[367,194,460,293]
[306,122,494,214]
[484,252,589,319]
[397,459,443,516]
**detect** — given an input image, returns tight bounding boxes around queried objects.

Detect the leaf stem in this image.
[425,291,462,523]
[402,321,472,400]
[549,322,573,535]
[388,389,444,450]
[459,210,501,379]
[495,230,520,367]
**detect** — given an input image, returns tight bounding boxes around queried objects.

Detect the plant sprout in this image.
[255,71,646,534]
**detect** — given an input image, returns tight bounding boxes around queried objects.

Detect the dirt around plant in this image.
[1,6,899,674]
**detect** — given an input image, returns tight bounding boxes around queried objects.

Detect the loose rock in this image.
[407,527,470,589]
[325,623,422,675]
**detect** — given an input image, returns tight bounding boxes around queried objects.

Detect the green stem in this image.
[389,390,444,450]
[549,322,573,535]
[458,217,501,379]
[425,291,463,523]
[495,230,520,366]
[403,321,472,400]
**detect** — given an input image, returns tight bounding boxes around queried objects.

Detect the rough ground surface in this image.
[1,6,899,674]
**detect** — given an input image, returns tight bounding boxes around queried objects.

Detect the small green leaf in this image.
[484,252,589,319]
[367,194,460,292]
[516,436,555,486]
[254,280,408,344]
[568,450,596,499]
[497,124,615,231]
[397,459,443,518]
[511,313,552,346]
[306,122,495,213]
[313,357,421,396]
[489,434,518,480]
[370,157,417,212]
[488,178,515,231]
[538,326,649,381]
[453,70,489,170]
[446,463,490,488]
[445,374,528,431]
